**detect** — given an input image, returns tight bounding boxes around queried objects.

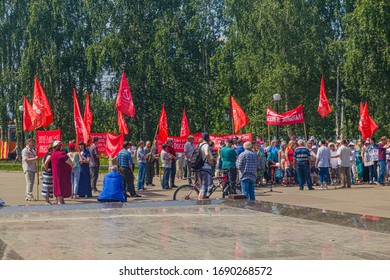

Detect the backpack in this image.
[191,143,206,171]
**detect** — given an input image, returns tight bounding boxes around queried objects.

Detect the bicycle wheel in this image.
[222,184,241,198]
[173,185,200,200]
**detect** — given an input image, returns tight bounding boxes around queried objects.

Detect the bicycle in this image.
[173,170,241,200]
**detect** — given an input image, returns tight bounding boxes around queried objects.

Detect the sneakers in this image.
[319,186,323,190]
[25,194,35,201]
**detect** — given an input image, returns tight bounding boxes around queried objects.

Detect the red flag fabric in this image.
[106,133,124,156]
[230,96,249,134]
[358,101,378,139]
[266,104,305,126]
[32,76,53,128]
[116,71,135,118]
[180,105,190,137]
[117,110,129,134]
[158,103,168,143]
[23,96,37,131]
[73,88,90,144]
[317,76,332,118]
[83,91,93,134]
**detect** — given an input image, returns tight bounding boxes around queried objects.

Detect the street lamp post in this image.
[19,105,24,146]
[273,94,281,140]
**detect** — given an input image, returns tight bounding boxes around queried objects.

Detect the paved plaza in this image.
[1,171,390,260]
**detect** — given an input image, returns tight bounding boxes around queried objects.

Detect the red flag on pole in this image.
[358,101,378,140]
[83,91,93,134]
[158,103,168,143]
[106,133,124,157]
[230,96,249,134]
[73,88,90,144]
[23,96,37,131]
[118,110,129,135]
[32,76,53,128]
[116,71,135,118]
[317,76,332,118]
[180,105,190,137]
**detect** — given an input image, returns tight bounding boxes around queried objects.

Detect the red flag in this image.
[83,91,93,134]
[230,96,249,134]
[117,110,129,134]
[358,102,378,139]
[116,71,135,118]
[158,103,168,143]
[317,76,332,118]
[106,133,124,156]
[32,76,53,128]
[23,96,37,131]
[180,105,190,137]
[73,88,90,144]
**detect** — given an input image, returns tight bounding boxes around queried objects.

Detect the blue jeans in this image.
[368,165,374,183]
[373,161,378,182]
[241,179,255,200]
[296,162,313,190]
[137,163,146,190]
[71,167,81,195]
[378,160,386,185]
[162,167,171,189]
[319,167,329,184]
[199,169,212,198]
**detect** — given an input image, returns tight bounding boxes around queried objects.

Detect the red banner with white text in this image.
[266,104,305,126]
[156,133,252,153]
[36,130,61,157]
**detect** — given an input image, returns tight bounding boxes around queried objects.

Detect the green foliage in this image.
[0,0,388,143]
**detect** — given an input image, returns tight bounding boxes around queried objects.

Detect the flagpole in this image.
[35,130,39,201]
[148,124,160,163]
[268,125,271,146]
[230,96,234,134]
[303,122,308,143]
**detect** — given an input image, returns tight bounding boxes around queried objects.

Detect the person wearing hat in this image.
[237,142,260,200]
[184,135,195,184]
[362,138,375,184]
[22,139,39,201]
[51,140,73,204]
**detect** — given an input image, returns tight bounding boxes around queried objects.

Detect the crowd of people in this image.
[21,132,390,204]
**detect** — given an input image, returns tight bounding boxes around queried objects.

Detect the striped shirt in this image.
[117,149,133,168]
[293,146,311,164]
[236,149,260,182]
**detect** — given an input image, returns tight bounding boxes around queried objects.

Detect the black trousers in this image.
[119,167,136,196]
[90,166,99,190]
[170,160,176,187]
[146,161,154,185]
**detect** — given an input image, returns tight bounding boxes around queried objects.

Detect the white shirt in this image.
[337,145,352,167]
[316,146,331,168]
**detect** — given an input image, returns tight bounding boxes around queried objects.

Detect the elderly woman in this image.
[98,165,126,202]
[51,140,73,204]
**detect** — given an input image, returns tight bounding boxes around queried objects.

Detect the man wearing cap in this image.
[184,135,195,184]
[166,138,178,188]
[22,139,39,201]
[236,142,259,200]
[293,139,314,190]
[378,136,390,186]
[220,139,238,189]
[89,136,103,193]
